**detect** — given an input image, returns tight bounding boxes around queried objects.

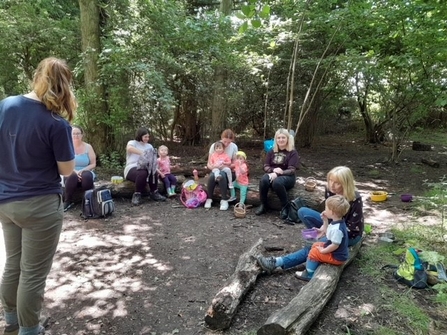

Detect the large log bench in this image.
[68,168,325,211]
[82,175,325,211]
[257,238,364,335]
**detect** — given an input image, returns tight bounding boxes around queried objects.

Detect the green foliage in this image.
[99,152,124,171]
[433,282,447,305]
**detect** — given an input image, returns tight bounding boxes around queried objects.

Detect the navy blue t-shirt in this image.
[0,95,75,203]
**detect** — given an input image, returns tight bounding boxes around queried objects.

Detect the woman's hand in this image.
[273,167,283,175]
[268,172,277,182]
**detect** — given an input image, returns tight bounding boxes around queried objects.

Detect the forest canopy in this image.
[1,0,446,162]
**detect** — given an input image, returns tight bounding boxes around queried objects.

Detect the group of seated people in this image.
[64,126,364,280]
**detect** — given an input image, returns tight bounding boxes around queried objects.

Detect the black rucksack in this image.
[283,197,307,223]
[82,189,115,219]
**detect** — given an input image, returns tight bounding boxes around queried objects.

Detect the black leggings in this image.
[64,171,94,202]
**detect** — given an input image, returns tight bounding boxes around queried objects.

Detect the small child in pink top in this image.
[209,141,234,188]
[230,151,249,204]
[157,145,177,197]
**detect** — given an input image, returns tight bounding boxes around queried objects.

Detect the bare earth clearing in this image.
[2,132,447,335]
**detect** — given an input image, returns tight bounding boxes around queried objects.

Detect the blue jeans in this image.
[0,194,63,335]
[259,174,296,208]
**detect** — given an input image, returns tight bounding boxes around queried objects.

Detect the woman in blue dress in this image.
[63,126,97,211]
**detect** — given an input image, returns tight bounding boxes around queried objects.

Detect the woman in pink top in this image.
[157,145,177,197]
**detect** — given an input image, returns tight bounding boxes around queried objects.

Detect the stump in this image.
[257,238,364,335]
[204,238,264,330]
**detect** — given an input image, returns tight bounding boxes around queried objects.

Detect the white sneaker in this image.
[228,196,237,202]
[204,199,213,209]
[220,200,229,211]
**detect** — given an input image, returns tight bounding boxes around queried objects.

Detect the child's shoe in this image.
[204,199,213,209]
[169,186,176,196]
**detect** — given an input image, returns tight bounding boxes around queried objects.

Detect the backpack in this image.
[382,248,428,289]
[180,180,208,208]
[283,197,307,224]
[82,189,115,219]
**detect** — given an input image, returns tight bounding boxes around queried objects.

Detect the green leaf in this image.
[241,5,252,17]
[251,19,262,28]
[235,12,246,20]
[239,21,248,34]
[261,5,270,15]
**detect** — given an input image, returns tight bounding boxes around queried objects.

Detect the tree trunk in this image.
[210,0,232,140]
[79,0,110,154]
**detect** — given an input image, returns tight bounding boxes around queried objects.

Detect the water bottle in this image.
[193,169,199,182]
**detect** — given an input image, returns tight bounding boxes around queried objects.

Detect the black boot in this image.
[150,191,166,202]
[255,204,267,215]
[131,192,142,206]
[280,204,290,220]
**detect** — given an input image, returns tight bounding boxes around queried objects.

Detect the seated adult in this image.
[125,127,166,206]
[63,125,96,211]
[204,129,238,211]
[257,166,364,273]
[255,128,299,218]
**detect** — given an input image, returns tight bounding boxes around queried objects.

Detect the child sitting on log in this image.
[157,145,177,197]
[229,151,249,204]
[209,141,234,189]
[294,194,350,281]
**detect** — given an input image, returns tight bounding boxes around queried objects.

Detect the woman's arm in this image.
[280,150,299,175]
[345,197,364,236]
[58,160,75,176]
[126,141,143,155]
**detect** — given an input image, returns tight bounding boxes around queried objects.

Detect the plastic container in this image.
[370,191,388,202]
[400,194,413,202]
[111,176,123,184]
[302,229,318,240]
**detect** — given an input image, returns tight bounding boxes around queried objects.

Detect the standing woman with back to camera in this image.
[0,57,76,335]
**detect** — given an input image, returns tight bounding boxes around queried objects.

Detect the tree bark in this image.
[204,238,263,330]
[257,239,364,335]
[79,0,110,154]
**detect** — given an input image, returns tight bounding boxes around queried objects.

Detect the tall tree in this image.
[210,0,232,140]
[78,0,109,154]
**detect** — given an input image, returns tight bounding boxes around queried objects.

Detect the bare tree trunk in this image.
[79,0,110,154]
[210,0,232,140]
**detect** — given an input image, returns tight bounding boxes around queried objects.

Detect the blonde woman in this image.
[0,57,76,335]
[255,128,299,218]
[298,166,364,246]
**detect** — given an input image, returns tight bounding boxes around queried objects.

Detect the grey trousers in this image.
[0,194,63,334]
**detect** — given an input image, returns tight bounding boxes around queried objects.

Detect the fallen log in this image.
[257,238,364,335]
[421,158,440,168]
[412,141,432,151]
[73,176,325,210]
[204,238,264,330]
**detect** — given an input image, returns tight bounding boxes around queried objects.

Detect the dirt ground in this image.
[2,132,447,335]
